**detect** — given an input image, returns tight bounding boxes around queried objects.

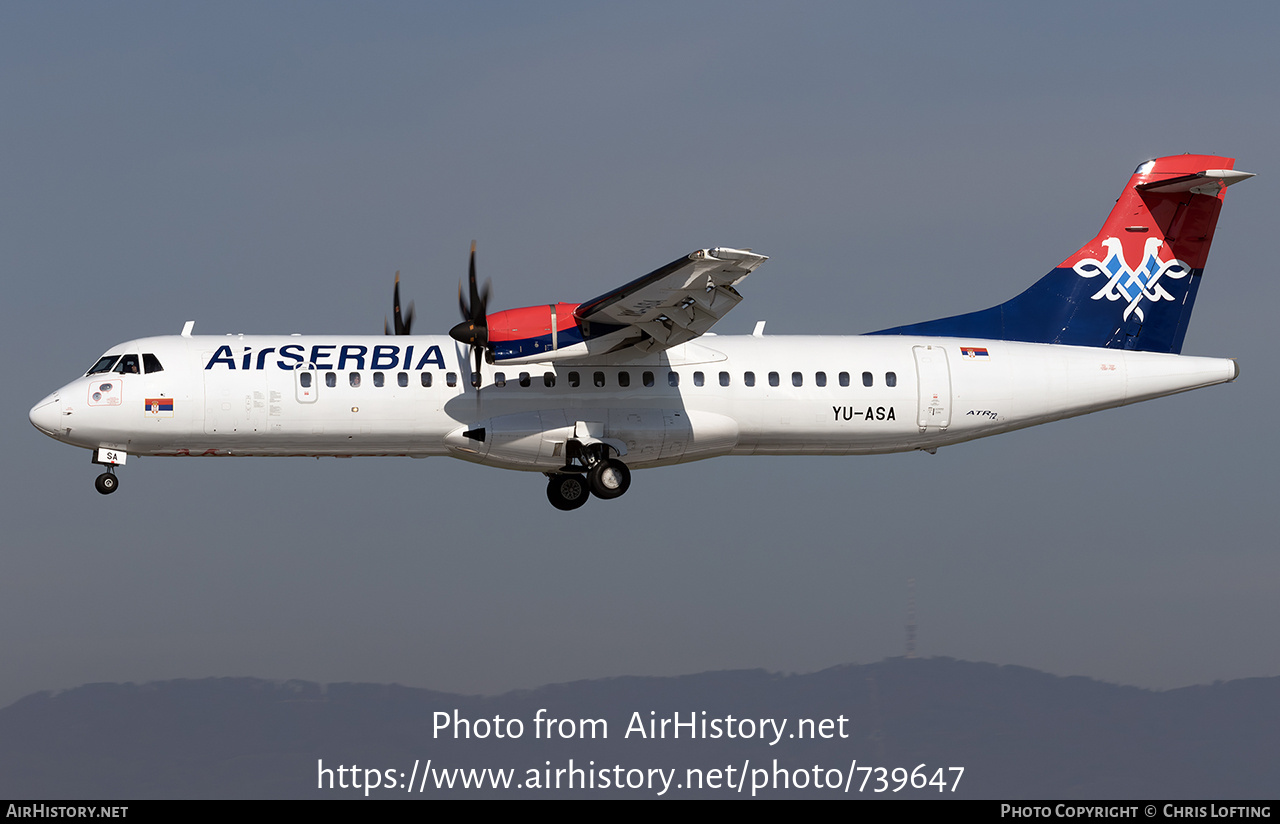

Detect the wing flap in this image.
[575,247,767,353]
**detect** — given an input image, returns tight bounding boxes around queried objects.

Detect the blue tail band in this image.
[868,264,1204,353]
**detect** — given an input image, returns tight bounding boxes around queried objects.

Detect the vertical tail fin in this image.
[870,155,1253,353]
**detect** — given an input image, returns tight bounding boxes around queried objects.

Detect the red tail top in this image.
[1061,154,1240,272]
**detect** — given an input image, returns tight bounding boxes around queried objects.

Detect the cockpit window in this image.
[112,354,141,374]
[86,355,120,375]
[143,353,164,374]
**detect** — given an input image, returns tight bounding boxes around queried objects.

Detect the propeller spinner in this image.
[449,241,491,387]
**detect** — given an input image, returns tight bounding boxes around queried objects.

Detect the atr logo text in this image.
[1073,236,1191,322]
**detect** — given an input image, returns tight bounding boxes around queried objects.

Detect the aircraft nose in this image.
[29,395,64,437]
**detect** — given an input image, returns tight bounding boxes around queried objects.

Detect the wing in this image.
[573,247,767,354]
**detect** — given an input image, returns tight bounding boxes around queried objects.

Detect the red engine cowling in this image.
[487,303,583,361]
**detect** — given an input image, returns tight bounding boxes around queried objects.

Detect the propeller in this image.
[449,241,491,388]
[384,271,415,335]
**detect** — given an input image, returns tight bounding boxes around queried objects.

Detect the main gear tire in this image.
[587,459,631,500]
[547,474,590,511]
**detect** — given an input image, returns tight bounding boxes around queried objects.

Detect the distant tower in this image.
[905,578,917,659]
[865,674,888,761]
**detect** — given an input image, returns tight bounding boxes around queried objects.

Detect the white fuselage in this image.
[29,333,1238,471]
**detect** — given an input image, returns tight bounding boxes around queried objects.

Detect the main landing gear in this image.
[94,469,119,495]
[545,447,632,511]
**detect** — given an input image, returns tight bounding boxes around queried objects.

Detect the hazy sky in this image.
[3,2,1278,710]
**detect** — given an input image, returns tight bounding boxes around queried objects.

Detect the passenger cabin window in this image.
[569,371,580,387]
[519,372,531,388]
[719,371,730,387]
[113,354,140,374]
[373,372,385,387]
[862,371,873,387]
[397,372,409,387]
[349,372,361,387]
[839,372,850,387]
[494,372,507,387]
[792,372,803,387]
[300,373,313,388]
[668,371,679,387]
[744,371,755,387]
[543,372,556,388]
[768,372,780,387]
[886,371,897,387]
[693,371,704,387]
[142,354,164,374]
[593,371,606,387]
[446,372,458,387]
[421,372,433,387]
[87,355,119,375]
[617,371,630,388]
[643,371,654,387]
[815,371,826,387]
[325,372,337,388]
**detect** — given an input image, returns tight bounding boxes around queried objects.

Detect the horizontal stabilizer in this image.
[1137,169,1254,194]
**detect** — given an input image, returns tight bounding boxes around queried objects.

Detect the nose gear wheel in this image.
[94,472,118,495]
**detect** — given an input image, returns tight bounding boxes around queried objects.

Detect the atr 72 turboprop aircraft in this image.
[30,154,1251,510]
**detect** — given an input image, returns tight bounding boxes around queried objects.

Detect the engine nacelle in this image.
[487,303,584,362]
[444,408,739,470]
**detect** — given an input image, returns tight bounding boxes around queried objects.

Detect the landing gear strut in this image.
[94,470,118,495]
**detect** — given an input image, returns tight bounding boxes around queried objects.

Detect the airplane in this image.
[29,154,1251,510]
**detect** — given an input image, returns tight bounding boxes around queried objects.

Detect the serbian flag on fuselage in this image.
[960,347,990,360]
[144,397,174,417]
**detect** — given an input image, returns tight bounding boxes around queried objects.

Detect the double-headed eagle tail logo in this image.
[1072,237,1191,322]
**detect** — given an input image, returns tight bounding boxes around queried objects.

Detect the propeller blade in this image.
[450,241,492,390]
[471,239,481,319]
[463,242,491,322]
[385,271,414,335]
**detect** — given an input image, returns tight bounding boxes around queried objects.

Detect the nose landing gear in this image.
[94,469,119,495]
[91,448,125,495]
